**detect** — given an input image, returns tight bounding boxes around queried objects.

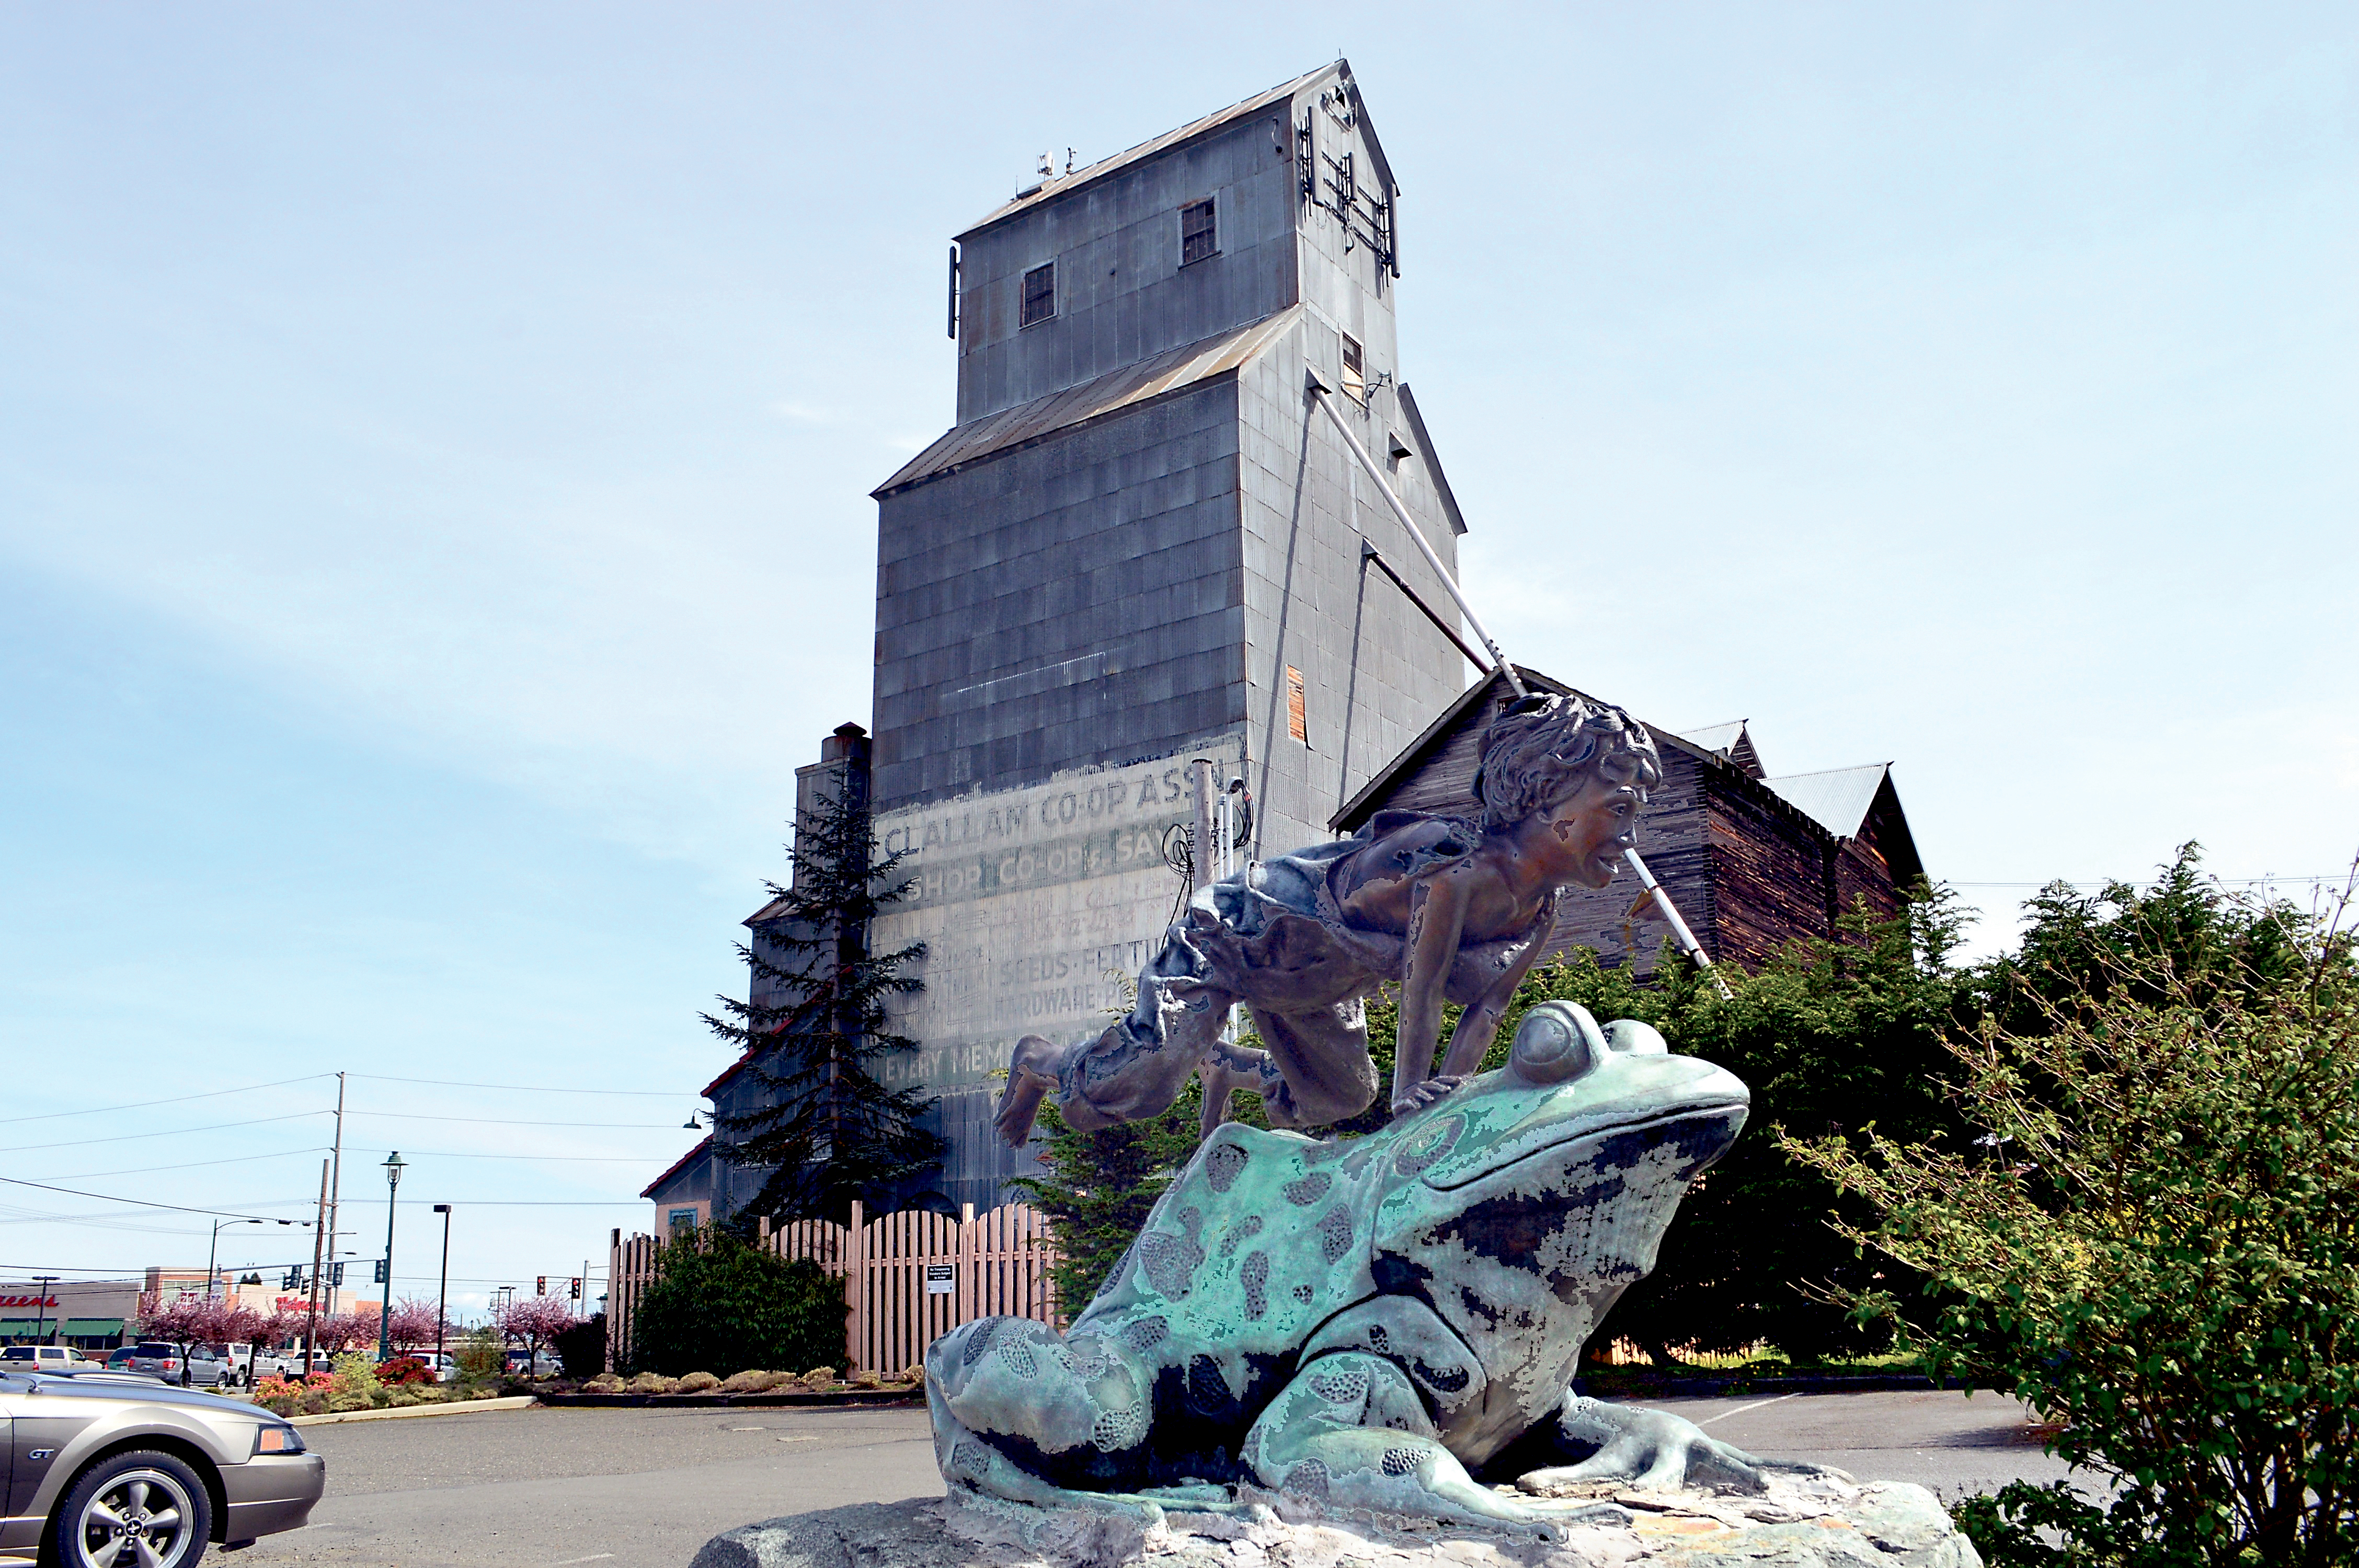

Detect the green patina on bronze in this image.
[927,1002,1772,1528]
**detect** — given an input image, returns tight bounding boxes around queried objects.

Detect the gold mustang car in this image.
[1,1365,324,1567]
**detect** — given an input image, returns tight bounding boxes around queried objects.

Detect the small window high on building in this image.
[1022,262,1056,327]
[1341,333,1366,402]
[1180,199,1217,265]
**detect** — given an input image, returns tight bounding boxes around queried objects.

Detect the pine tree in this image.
[704,774,944,1226]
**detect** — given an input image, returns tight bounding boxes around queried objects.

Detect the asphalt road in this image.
[239,1391,2071,1567]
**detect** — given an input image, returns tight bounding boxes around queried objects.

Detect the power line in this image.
[0,1111,326,1156]
[48,1148,334,1182]
[1951,874,2351,889]
[0,1174,312,1225]
[348,1147,658,1162]
[349,1112,684,1129]
[0,1073,335,1127]
[349,1074,704,1097]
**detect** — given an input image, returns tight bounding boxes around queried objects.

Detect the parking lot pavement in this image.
[241,1403,944,1567]
[239,1391,2070,1566]
[1649,1389,2077,1506]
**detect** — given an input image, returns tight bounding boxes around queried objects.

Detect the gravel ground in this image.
[235,1390,2070,1567]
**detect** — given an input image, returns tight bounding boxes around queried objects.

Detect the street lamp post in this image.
[432,1204,452,1366]
[375,1151,406,1362]
[208,1217,264,1301]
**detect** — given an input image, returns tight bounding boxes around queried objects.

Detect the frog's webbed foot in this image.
[1388,1074,1467,1120]
[994,1035,1066,1147]
[1516,1394,1769,1496]
[926,1316,1162,1516]
[1244,1353,1627,1531]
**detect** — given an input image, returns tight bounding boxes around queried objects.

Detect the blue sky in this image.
[3,4,2352,1309]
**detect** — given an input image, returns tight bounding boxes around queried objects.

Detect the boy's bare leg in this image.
[994,1035,1067,1146]
[995,953,1238,1146]
[1198,1034,1285,1136]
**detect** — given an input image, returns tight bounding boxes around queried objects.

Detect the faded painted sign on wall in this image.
[870,737,1244,1093]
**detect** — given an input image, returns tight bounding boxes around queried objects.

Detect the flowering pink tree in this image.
[493,1296,576,1367]
[386,1297,445,1356]
[135,1296,262,1385]
[311,1310,377,1356]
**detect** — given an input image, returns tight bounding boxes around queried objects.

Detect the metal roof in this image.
[639,1135,713,1201]
[873,306,1303,497]
[960,63,1342,238]
[1676,721,1747,755]
[1764,764,1894,839]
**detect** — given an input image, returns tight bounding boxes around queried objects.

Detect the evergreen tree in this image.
[704,775,944,1226]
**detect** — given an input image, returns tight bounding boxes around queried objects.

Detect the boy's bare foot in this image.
[995,1035,1064,1147]
[1389,1074,1467,1119]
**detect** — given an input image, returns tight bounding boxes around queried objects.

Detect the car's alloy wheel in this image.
[59,1451,211,1568]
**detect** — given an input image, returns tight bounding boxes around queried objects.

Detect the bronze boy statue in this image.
[994,692,1663,1146]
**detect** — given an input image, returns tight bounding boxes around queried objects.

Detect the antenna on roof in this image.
[1036,152,1052,180]
[1065,147,1077,174]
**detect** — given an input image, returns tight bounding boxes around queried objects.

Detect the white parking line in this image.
[1696,1392,1799,1428]
[547,1556,614,1565]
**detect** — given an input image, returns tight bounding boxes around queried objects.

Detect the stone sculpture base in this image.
[689,1471,1980,1568]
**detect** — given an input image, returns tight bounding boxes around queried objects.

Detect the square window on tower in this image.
[1341,333,1366,403]
[1022,262,1056,327]
[1180,198,1217,265]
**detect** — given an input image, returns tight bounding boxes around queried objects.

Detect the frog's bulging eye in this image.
[1509,1002,1604,1084]
[1604,1020,1669,1057]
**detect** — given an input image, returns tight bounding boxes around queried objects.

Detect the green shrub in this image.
[627,1227,845,1377]
[552,1311,606,1378]
[453,1327,503,1386]
[1789,873,2359,1566]
[326,1351,383,1412]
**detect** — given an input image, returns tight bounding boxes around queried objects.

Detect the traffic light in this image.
[568,1277,581,1300]
[282,1267,303,1292]
[535,1276,546,1296]
[372,1259,387,1285]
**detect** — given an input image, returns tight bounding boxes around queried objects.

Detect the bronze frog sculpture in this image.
[928,1002,1768,1526]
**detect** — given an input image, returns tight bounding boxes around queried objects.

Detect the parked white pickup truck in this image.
[0,1345,102,1374]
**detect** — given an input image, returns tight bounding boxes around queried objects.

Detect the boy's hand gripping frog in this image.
[929,1002,1766,1527]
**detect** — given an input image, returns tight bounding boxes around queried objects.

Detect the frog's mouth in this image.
[1422,1092,1750,1191]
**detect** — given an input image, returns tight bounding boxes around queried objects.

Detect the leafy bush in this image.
[326,1351,383,1412]
[375,1354,435,1386]
[452,1327,504,1386]
[626,1227,846,1377]
[1790,861,2359,1565]
[552,1311,606,1378]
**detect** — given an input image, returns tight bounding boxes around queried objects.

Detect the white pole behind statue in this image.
[1306,372,1731,999]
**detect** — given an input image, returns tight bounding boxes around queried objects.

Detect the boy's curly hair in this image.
[1473,692,1662,831]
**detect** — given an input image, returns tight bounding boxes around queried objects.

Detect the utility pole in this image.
[303,1159,328,1373]
[31,1276,56,1344]
[326,1071,346,1316]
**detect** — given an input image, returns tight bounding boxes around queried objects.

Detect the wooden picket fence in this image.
[608,1202,1061,1375]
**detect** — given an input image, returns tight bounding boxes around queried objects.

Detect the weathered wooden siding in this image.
[1702,769,1842,969]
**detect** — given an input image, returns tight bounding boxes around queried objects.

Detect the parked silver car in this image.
[0,1365,324,1565]
[120,1344,230,1389]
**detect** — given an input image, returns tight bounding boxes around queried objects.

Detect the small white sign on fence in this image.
[924,1263,955,1296]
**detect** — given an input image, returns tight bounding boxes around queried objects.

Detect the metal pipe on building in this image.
[1626,849,1733,999]
[1306,372,1525,699]
[1309,371,1727,996]
[1189,759,1217,893]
